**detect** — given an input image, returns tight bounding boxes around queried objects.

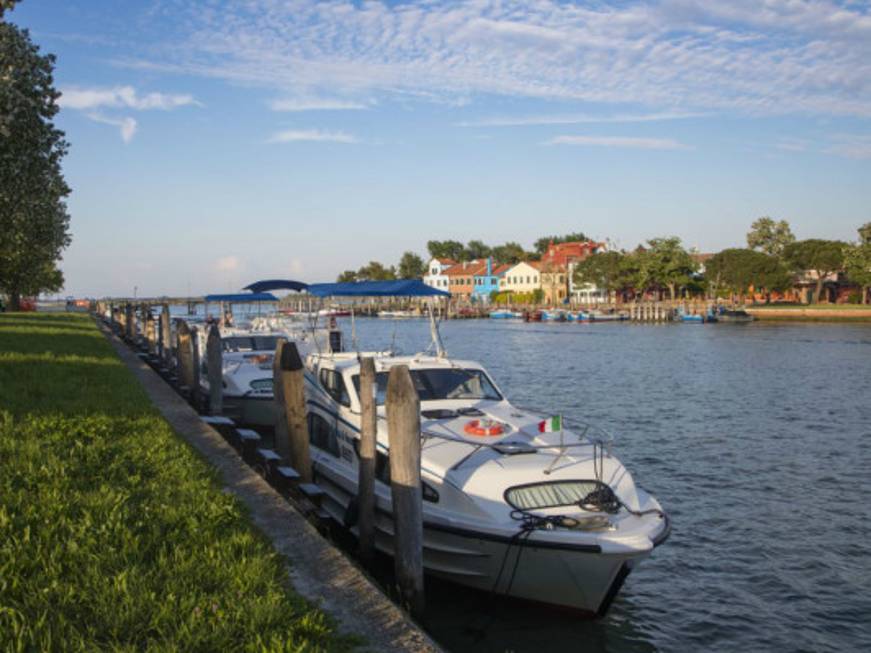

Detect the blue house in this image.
[472,258,508,303]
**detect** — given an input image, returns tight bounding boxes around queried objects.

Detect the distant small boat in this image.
[523,310,543,322]
[567,311,591,322]
[379,310,422,319]
[489,310,522,319]
[541,309,567,322]
[588,311,629,322]
[716,308,754,323]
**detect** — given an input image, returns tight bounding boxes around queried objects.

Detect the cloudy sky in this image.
[10,0,871,296]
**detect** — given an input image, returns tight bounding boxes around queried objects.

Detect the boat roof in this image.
[307,280,450,298]
[313,352,487,373]
[243,279,308,293]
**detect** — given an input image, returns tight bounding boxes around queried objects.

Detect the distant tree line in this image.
[572,218,871,304]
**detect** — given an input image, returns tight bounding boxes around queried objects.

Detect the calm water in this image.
[342,318,871,653]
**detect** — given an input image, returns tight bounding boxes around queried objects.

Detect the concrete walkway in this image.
[101,324,441,653]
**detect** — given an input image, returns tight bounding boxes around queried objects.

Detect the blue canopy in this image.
[204,292,278,303]
[307,280,450,298]
[243,279,309,293]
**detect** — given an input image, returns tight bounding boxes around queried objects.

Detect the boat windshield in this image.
[352,368,502,404]
[222,336,280,352]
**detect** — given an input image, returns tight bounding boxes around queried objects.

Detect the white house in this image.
[423,257,455,291]
[499,261,541,295]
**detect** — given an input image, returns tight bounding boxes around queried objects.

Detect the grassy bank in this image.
[0,313,354,651]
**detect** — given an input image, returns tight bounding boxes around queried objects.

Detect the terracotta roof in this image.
[444,260,487,276]
[492,263,511,275]
[541,241,603,267]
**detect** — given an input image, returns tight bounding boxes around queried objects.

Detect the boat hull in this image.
[313,460,657,615]
[223,394,276,426]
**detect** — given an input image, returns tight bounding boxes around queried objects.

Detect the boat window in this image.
[505,480,611,511]
[222,336,280,352]
[308,412,339,458]
[351,368,502,404]
[319,368,351,406]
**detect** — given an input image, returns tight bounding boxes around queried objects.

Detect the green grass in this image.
[0,313,356,652]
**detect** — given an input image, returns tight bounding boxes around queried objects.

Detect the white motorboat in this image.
[297,280,670,616]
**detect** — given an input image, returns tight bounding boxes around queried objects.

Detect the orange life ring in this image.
[463,419,504,437]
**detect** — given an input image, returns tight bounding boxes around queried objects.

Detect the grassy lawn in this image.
[0,313,355,652]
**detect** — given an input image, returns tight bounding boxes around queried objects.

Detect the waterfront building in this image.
[541,240,605,304]
[499,261,542,296]
[423,257,456,292]
[472,258,509,303]
[445,260,486,301]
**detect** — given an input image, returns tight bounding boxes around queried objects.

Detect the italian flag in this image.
[538,415,562,433]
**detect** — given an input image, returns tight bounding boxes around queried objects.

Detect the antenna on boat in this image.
[351,305,360,355]
[429,298,446,358]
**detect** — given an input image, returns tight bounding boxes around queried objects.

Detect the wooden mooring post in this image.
[357,356,377,567]
[272,338,290,461]
[206,324,223,415]
[386,365,425,618]
[145,309,157,355]
[125,303,135,341]
[278,341,311,483]
[159,304,171,369]
[176,320,195,395]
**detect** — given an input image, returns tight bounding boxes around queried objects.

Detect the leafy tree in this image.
[843,224,871,304]
[534,232,590,256]
[746,217,795,257]
[705,248,790,303]
[464,239,491,260]
[0,8,71,309]
[491,242,528,264]
[640,237,697,300]
[355,261,397,281]
[572,250,632,298]
[336,270,358,283]
[397,251,425,279]
[783,239,846,303]
[426,240,465,262]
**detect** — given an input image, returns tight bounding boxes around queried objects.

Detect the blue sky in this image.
[9,0,871,297]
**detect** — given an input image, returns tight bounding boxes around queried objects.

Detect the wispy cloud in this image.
[545,135,691,150]
[268,129,358,144]
[60,85,199,111]
[269,98,370,112]
[86,113,138,143]
[776,137,810,153]
[825,134,871,159]
[457,112,705,128]
[60,85,198,142]
[120,0,871,118]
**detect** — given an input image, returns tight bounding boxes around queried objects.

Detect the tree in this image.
[783,239,846,303]
[843,224,871,304]
[0,8,71,309]
[746,217,795,257]
[336,270,358,283]
[572,250,632,300]
[641,237,697,300]
[397,251,425,279]
[355,261,397,281]
[490,242,527,264]
[534,232,590,256]
[464,240,491,260]
[426,240,465,262]
[705,248,791,304]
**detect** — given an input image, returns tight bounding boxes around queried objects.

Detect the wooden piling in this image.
[125,303,135,341]
[190,325,201,406]
[206,323,223,415]
[278,342,311,483]
[145,309,157,355]
[176,320,195,393]
[386,365,425,618]
[357,356,377,566]
[272,338,290,461]
[159,304,171,368]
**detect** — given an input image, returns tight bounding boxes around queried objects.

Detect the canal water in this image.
[343,318,871,653]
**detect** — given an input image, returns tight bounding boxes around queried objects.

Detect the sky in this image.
[8,0,871,297]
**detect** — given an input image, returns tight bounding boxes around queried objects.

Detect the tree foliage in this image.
[355,260,397,281]
[858,221,871,246]
[533,232,590,256]
[705,248,791,301]
[426,239,465,262]
[784,239,846,303]
[464,239,491,260]
[397,251,425,279]
[571,250,632,296]
[636,237,697,300]
[0,12,71,309]
[843,225,871,304]
[746,217,795,257]
[490,241,528,264]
